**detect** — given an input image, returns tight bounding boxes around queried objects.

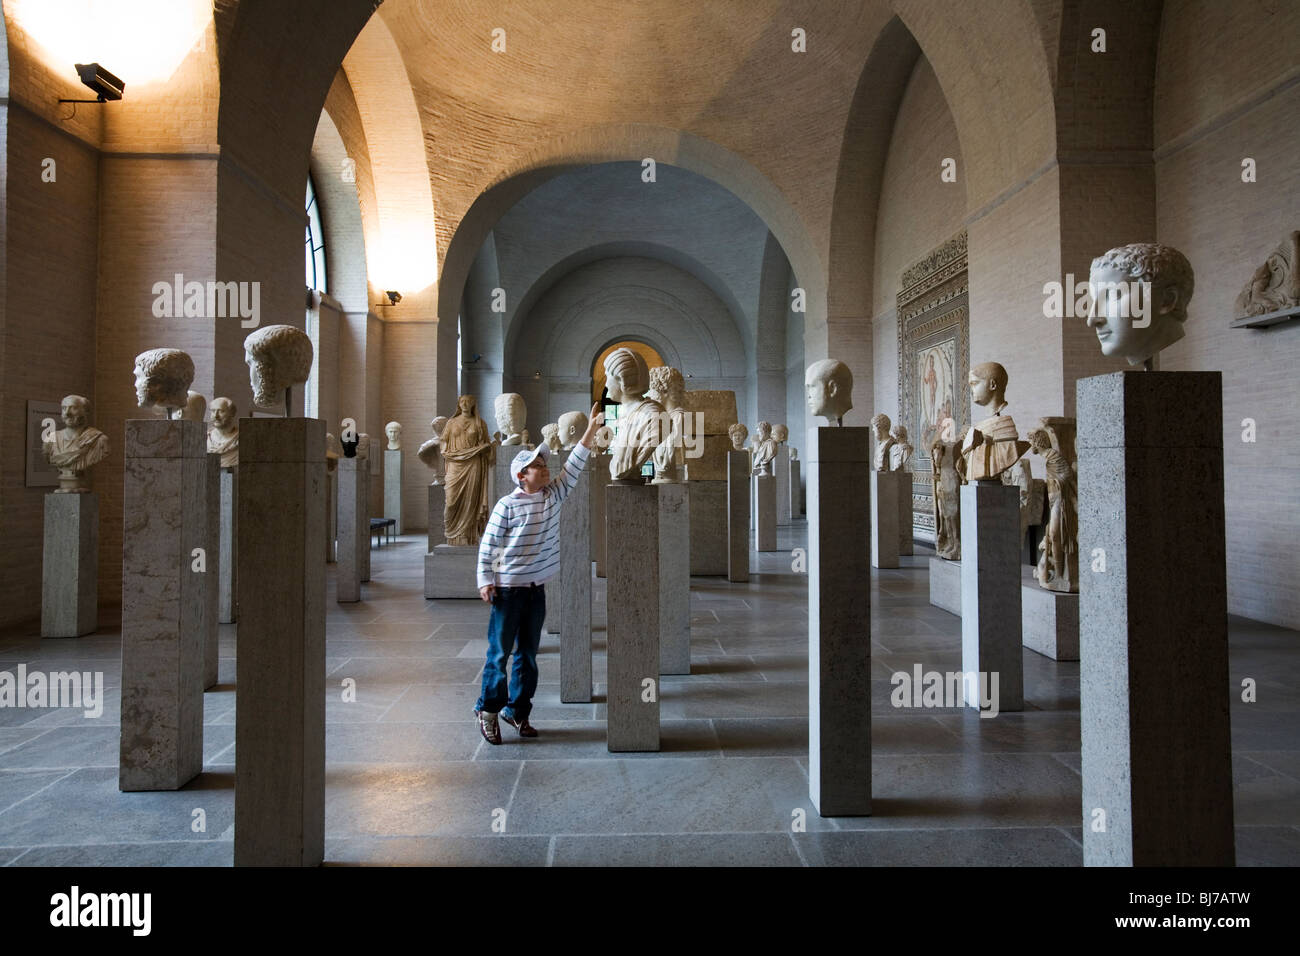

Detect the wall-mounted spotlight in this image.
[384,291,402,306]
[533,370,542,380]
[59,63,126,104]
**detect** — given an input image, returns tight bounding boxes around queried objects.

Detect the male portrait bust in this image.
[871,414,895,471]
[133,348,195,415]
[889,423,913,471]
[43,394,109,493]
[385,421,402,451]
[207,397,240,469]
[649,365,688,483]
[557,410,589,450]
[243,324,314,412]
[541,422,563,453]
[604,347,664,480]
[493,393,529,447]
[1087,242,1195,368]
[804,359,853,425]
[728,422,748,451]
[751,421,777,476]
[418,415,449,483]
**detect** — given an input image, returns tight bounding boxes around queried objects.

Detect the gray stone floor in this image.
[1,523,1297,866]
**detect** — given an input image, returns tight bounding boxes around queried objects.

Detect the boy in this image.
[474,402,604,743]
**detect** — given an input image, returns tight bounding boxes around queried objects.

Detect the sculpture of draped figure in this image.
[441,394,496,546]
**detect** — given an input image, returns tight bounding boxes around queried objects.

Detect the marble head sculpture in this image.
[43,394,109,493]
[557,410,588,450]
[960,361,1030,480]
[772,424,789,444]
[889,423,913,471]
[751,421,777,476]
[417,415,449,482]
[244,324,314,413]
[1087,242,1195,368]
[385,421,402,451]
[804,359,853,425]
[208,397,239,469]
[133,348,195,415]
[870,413,895,471]
[604,347,664,480]
[728,422,748,451]
[649,366,688,483]
[541,423,563,453]
[181,390,207,422]
[493,393,528,446]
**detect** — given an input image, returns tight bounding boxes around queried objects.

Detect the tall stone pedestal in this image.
[337,459,365,603]
[606,482,660,752]
[219,470,238,622]
[775,446,791,526]
[897,474,914,555]
[658,483,690,675]
[325,467,336,564]
[41,492,99,638]
[870,470,903,569]
[688,480,727,574]
[1077,370,1233,866]
[1021,568,1079,661]
[235,417,325,867]
[591,453,608,578]
[808,427,872,815]
[727,451,750,582]
[789,459,801,518]
[559,455,592,702]
[119,419,204,792]
[203,453,220,690]
[960,481,1023,713]
[755,474,777,551]
[928,557,962,615]
[424,545,480,599]
[360,466,371,582]
[384,448,403,534]
[427,483,446,551]
[493,454,517,505]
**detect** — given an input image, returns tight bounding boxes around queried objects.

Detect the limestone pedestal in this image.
[325,467,336,564]
[959,481,1024,713]
[559,455,592,702]
[928,556,962,615]
[337,459,365,603]
[1021,568,1079,661]
[789,460,801,518]
[203,453,220,690]
[755,474,777,551]
[897,474,914,555]
[606,482,660,752]
[1077,370,1233,866]
[427,483,446,551]
[775,446,791,526]
[235,417,325,867]
[808,427,872,815]
[424,545,480,599]
[219,470,238,622]
[384,448,403,534]
[727,451,750,582]
[493,454,517,505]
[41,492,99,638]
[360,467,371,582]
[688,480,727,574]
[870,470,903,569]
[119,419,204,792]
[591,454,608,578]
[658,483,690,675]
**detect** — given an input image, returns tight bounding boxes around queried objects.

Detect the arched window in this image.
[305,175,327,293]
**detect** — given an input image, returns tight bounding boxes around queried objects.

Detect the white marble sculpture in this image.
[325,432,341,473]
[357,433,370,460]
[871,414,896,471]
[1001,458,1043,545]
[804,359,853,425]
[772,423,795,460]
[207,397,240,469]
[43,394,109,493]
[557,410,588,450]
[441,395,495,546]
[1028,419,1078,593]
[605,348,664,481]
[728,422,748,451]
[244,324,313,415]
[750,421,777,477]
[134,348,195,417]
[1087,242,1195,369]
[181,390,207,422]
[1235,230,1300,319]
[541,423,563,453]
[417,415,449,483]
[649,365,687,483]
[930,437,962,560]
[493,393,530,447]
[385,421,402,451]
[959,362,1030,481]
[889,424,912,471]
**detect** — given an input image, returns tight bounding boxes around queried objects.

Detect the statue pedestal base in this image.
[558,454,592,702]
[120,419,204,792]
[360,466,371,582]
[384,448,403,534]
[606,483,661,752]
[424,545,480,599]
[897,475,914,556]
[1021,568,1078,661]
[755,475,777,551]
[235,417,325,866]
[219,470,238,622]
[688,480,727,574]
[870,471,903,569]
[727,451,750,582]
[928,557,962,615]
[790,460,802,517]
[337,459,365,603]
[426,484,445,551]
[960,481,1024,713]
[1078,370,1233,866]
[591,454,608,578]
[325,468,336,564]
[808,427,872,816]
[41,492,98,638]
[775,446,791,526]
[203,453,219,690]
[658,483,690,676]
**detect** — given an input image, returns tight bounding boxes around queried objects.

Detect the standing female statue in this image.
[441,395,496,546]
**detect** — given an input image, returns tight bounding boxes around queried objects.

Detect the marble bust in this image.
[649,365,687,483]
[181,390,207,422]
[244,324,313,413]
[751,421,777,476]
[207,397,239,469]
[557,410,588,450]
[1087,242,1195,369]
[871,414,895,471]
[772,423,789,448]
[804,359,853,425]
[541,423,563,453]
[959,362,1030,481]
[357,433,370,460]
[43,394,109,493]
[604,347,664,480]
[417,415,449,483]
[888,423,913,471]
[728,422,749,451]
[493,393,529,447]
[385,421,402,451]
[133,348,195,416]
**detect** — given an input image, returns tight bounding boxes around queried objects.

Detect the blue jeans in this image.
[474,584,546,722]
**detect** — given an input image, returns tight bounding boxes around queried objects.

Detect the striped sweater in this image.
[476,442,592,589]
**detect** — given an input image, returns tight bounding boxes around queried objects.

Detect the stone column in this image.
[235,417,326,867]
[360,465,371,581]
[559,453,592,702]
[870,470,902,569]
[203,453,220,690]
[808,427,872,816]
[897,474,914,555]
[591,452,608,578]
[727,450,750,582]
[427,483,446,551]
[325,467,336,564]
[606,482,660,752]
[775,445,791,525]
[658,482,690,675]
[119,419,204,792]
[959,481,1024,713]
[384,448,403,534]
[1077,370,1233,866]
[337,458,364,603]
[41,492,99,638]
[219,470,238,623]
[789,459,801,518]
[755,474,777,551]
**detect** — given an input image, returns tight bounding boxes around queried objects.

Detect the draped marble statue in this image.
[43,394,109,493]
[930,437,962,560]
[605,348,664,481]
[441,395,496,545]
[1028,420,1079,593]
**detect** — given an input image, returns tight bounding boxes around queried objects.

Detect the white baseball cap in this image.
[510,445,549,486]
